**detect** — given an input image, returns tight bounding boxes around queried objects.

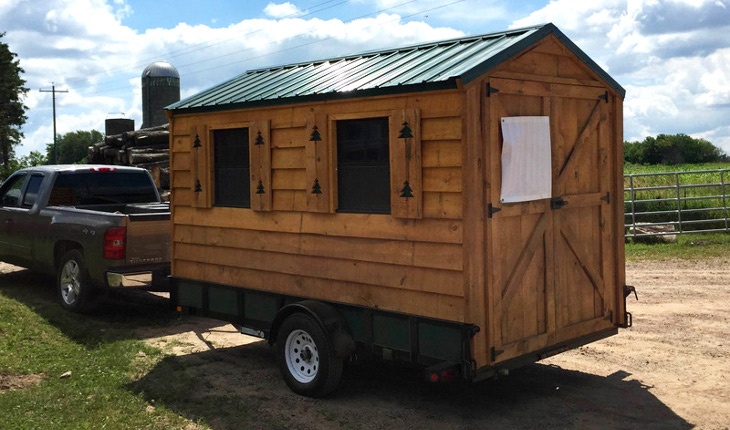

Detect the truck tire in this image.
[57,249,94,313]
[276,313,343,397]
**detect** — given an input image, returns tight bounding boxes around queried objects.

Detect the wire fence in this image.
[624,169,730,239]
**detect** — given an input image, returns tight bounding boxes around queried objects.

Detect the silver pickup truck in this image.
[0,165,170,312]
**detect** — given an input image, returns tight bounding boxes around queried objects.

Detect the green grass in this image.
[625,232,730,261]
[624,162,730,175]
[0,284,198,430]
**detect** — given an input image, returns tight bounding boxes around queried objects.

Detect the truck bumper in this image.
[106,265,170,290]
[107,271,153,288]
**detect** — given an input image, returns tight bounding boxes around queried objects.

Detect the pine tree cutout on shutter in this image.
[249,121,272,211]
[305,112,330,212]
[311,178,323,194]
[389,109,422,218]
[190,125,211,208]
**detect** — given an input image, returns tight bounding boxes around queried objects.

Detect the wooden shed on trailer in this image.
[166,23,630,396]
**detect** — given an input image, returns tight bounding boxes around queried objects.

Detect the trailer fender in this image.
[269,300,355,358]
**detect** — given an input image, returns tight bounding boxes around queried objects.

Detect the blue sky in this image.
[121,0,545,33]
[1,0,730,157]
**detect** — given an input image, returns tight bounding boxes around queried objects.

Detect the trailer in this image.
[165,23,632,397]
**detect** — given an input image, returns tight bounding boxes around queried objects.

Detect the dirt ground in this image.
[2,259,729,429]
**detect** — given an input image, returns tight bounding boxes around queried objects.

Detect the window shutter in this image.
[190,124,211,208]
[389,109,422,218]
[249,120,272,211]
[305,112,330,212]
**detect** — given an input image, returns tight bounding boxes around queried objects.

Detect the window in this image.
[22,174,44,207]
[214,128,250,208]
[336,117,390,214]
[48,171,158,206]
[0,174,26,207]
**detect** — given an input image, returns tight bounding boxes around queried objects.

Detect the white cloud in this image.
[263,2,302,18]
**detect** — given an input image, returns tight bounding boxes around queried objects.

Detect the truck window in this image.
[0,174,26,207]
[48,171,158,206]
[22,174,45,208]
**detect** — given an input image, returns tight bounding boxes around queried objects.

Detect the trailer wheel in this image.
[57,249,94,313]
[276,313,343,397]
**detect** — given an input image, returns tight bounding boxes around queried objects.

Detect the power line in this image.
[64,0,353,89]
[82,0,460,96]
[71,0,424,93]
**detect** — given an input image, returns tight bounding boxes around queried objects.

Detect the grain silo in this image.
[141,61,180,129]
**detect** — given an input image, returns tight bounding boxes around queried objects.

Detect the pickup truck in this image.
[0,165,170,312]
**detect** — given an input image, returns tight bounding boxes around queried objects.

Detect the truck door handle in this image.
[551,197,568,210]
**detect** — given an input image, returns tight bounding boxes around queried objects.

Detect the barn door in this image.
[487,78,615,364]
[550,89,616,343]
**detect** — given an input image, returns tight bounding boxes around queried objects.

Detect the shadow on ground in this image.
[130,339,693,430]
[0,266,218,347]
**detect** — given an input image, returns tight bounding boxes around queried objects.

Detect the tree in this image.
[0,32,29,170]
[21,151,47,167]
[0,151,47,179]
[624,133,728,165]
[46,129,103,164]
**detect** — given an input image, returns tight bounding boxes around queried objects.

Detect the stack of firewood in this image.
[87,124,170,189]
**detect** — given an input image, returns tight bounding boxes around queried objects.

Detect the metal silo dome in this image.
[142,61,180,79]
[141,61,180,128]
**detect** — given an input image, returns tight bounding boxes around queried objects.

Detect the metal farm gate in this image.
[624,169,730,239]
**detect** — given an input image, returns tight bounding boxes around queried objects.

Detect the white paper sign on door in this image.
[500,116,552,203]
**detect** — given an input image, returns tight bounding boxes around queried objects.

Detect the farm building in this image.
[165,23,629,395]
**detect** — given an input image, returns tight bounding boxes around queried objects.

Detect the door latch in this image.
[551,197,568,210]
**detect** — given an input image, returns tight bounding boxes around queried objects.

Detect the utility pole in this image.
[39,83,68,164]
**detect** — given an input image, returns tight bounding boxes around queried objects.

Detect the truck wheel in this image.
[57,249,93,313]
[276,313,343,397]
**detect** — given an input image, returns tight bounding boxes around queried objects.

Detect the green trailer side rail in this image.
[171,277,479,377]
[171,277,619,382]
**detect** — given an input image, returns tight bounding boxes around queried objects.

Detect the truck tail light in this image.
[104,227,126,259]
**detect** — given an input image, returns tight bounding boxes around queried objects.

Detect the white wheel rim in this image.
[60,260,81,305]
[284,329,319,383]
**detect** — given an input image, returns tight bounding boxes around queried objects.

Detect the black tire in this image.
[276,313,343,397]
[57,249,94,313]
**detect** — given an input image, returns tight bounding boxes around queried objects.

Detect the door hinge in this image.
[491,347,504,361]
[598,91,608,103]
[488,203,501,218]
[486,82,499,97]
[601,192,610,204]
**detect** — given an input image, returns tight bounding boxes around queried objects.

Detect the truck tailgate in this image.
[125,214,170,265]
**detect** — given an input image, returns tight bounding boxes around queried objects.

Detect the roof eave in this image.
[168,78,459,115]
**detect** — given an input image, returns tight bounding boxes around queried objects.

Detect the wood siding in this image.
[170,91,465,322]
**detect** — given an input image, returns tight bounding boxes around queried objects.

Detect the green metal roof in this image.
[168,23,625,114]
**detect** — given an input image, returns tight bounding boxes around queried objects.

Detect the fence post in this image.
[628,175,637,239]
[722,170,728,232]
[675,173,683,234]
